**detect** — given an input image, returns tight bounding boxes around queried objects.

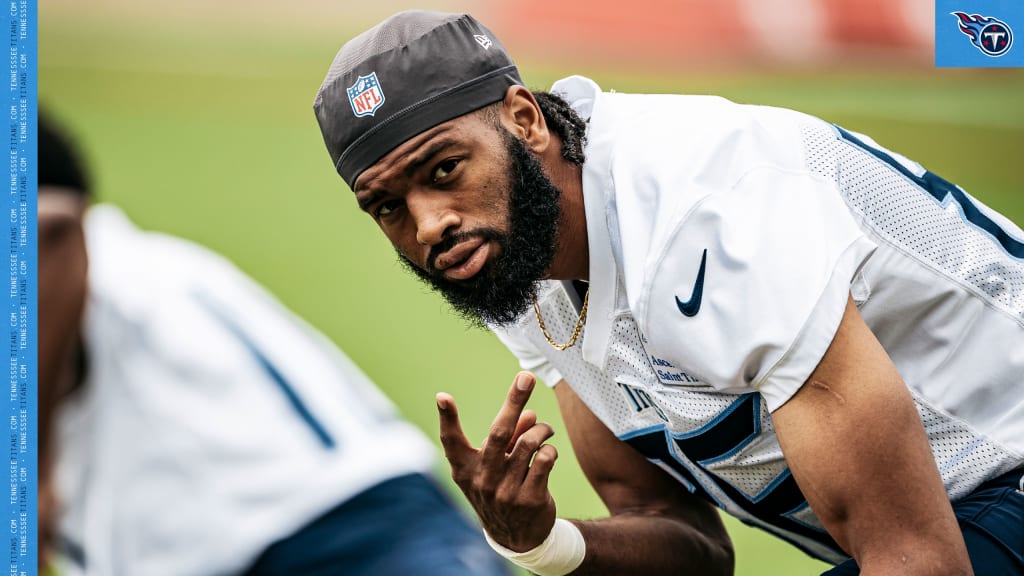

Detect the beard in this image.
[398,129,562,328]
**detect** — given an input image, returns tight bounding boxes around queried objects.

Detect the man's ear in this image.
[500,85,550,154]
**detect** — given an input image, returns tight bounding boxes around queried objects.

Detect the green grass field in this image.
[41,2,1024,574]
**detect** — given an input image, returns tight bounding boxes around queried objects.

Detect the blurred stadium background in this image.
[41,0,1023,574]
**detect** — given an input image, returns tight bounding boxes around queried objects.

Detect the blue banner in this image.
[5,0,35,574]
[936,0,1024,67]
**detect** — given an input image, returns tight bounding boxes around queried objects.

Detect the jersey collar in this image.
[552,75,619,368]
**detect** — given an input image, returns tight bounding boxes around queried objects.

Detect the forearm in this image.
[774,297,972,576]
[569,512,733,575]
[548,381,733,574]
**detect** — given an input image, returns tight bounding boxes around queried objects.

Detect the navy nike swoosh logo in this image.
[675,249,707,317]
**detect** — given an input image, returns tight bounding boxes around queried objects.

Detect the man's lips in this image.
[434,237,491,281]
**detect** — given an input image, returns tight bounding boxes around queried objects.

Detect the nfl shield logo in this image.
[347,72,386,118]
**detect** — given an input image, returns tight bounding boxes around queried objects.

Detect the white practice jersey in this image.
[494,76,1024,563]
[55,205,437,576]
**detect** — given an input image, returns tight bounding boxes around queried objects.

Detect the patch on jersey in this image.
[347,72,386,117]
[951,12,1013,57]
[637,329,706,386]
[649,355,704,386]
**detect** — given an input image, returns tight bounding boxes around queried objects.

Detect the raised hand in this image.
[436,371,559,552]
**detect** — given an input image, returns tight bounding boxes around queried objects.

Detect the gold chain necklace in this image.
[533,288,589,351]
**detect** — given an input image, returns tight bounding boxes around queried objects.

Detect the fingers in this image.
[506,421,556,471]
[437,372,559,548]
[436,392,475,468]
[507,409,537,453]
[522,443,559,495]
[439,371,555,488]
[481,372,537,466]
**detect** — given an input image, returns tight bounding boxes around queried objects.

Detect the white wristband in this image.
[484,518,586,576]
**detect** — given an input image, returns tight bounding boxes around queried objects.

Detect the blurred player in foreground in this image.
[313,10,1024,576]
[38,111,511,576]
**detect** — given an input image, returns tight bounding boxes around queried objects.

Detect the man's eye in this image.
[432,159,460,182]
[374,200,402,218]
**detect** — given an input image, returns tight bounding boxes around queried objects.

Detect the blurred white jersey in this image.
[494,76,1024,563]
[55,205,437,575]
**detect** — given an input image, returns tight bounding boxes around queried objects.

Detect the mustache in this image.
[425,228,505,275]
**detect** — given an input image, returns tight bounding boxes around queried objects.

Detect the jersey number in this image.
[620,393,842,560]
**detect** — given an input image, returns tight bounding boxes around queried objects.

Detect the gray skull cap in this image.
[314,11,524,189]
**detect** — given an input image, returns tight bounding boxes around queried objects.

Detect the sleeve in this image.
[490,324,565,388]
[641,165,877,412]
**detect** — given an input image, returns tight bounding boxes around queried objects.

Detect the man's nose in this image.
[409,192,461,246]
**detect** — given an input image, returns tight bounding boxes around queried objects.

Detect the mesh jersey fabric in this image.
[492,75,1024,564]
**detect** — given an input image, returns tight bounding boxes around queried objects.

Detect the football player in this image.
[314,11,1024,576]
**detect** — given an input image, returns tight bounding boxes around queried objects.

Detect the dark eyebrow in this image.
[356,189,384,212]
[353,137,460,206]
[404,138,459,178]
